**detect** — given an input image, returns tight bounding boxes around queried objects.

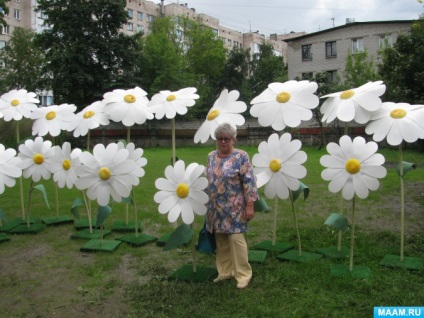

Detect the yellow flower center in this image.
[340,90,355,99]
[207,109,220,121]
[11,99,20,107]
[98,167,111,180]
[33,153,44,165]
[166,94,177,102]
[269,159,281,172]
[45,111,57,120]
[124,94,136,103]
[62,159,71,170]
[390,109,407,119]
[276,92,291,103]
[345,158,361,174]
[176,183,189,198]
[83,110,95,119]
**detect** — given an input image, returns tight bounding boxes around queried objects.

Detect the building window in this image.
[127,23,133,31]
[2,25,9,35]
[128,9,133,19]
[0,40,5,49]
[302,44,312,61]
[14,9,20,20]
[325,41,337,58]
[227,39,232,46]
[302,72,313,80]
[137,11,143,20]
[379,34,393,48]
[40,95,53,106]
[352,38,364,53]
[147,15,154,23]
[136,24,143,33]
[252,42,260,54]
[326,70,338,83]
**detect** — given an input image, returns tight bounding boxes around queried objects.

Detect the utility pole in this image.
[331,18,335,27]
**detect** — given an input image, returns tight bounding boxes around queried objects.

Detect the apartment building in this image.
[284,20,413,81]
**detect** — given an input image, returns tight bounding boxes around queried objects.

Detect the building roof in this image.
[283,20,415,42]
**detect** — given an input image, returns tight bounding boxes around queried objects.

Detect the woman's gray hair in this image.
[214,123,237,139]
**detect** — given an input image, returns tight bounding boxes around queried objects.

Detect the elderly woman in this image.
[205,123,258,289]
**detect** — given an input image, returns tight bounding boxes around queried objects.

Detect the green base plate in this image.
[156,233,171,247]
[380,254,423,270]
[80,239,122,252]
[75,219,99,230]
[277,249,323,263]
[116,233,158,247]
[252,240,294,254]
[0,220,21,233]
[70,228,112,240]
[168,264,217,282]
[111,220,142,233]
[41,215,74,226]
[248,249,268,263]
[316,246,350,259]
[0,232,10,243]
[12,217,39,224]
[9,223,46,234]
[330,264,371,278]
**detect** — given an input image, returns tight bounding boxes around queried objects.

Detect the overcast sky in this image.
[153,0,423,35]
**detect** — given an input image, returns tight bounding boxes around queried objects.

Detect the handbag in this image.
[197,222,216,254]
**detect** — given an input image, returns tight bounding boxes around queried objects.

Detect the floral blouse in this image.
[205,149,258,234]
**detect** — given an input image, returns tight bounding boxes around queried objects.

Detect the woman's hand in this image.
[245,202,254,221]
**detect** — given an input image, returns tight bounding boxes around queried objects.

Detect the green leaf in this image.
[71,198,84,220]
[395,161,416,177]
[163,223,194,251]
[33,184,50,209]
[291,182,309,202]
[254,197,270,212]
[0,208,7,222]
[324,213,349,231]
[96,205,112,227]
[121,196,133,205]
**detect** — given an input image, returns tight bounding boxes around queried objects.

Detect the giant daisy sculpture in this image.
[194,89,246,144]
[320,81,386,126]
[31,104,77,137]
[250,80,319,131]
[365,102,424,268]
[320,135,387,273]
[148,87,199,164]
[252,132,308,256]
[0,89,40,220]
[0,144,22,195]
[154,160,209,273]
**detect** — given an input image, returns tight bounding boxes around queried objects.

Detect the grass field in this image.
[0,144,423,318]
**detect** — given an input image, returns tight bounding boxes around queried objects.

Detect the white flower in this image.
[252,133,307,199]
[0,144,22,194]
[31,104,77,137]
[365,102,424,146]
[147,87,199,120]
[320,81,386,124]
[154,160,209,224]
[102,86,153,126]
[49,142,82,189]
[194,89,246,143]
[74,143,137,206]
[69,101,110,137]
[0,89,39,121]
[250,80,319,131]
[320,135,387,200]
[117,141,147,183]
[17,136,55,182]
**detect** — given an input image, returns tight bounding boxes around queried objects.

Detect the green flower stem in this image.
[290,191,302,256]
[272,197,279,246]
[81,190,93,233]
[55,183,59,217]
[26,180,34,228]
[399,144,405,262]
[17,122,25,220]
[87,130,91,152]
[337,231,342,252]
[132,190,139,238]
[349,197,356,272]
[172,118,176,165]
[191,223,197,273]
[125,127,131,225]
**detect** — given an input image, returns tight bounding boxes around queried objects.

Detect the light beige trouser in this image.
[215,233,252,283]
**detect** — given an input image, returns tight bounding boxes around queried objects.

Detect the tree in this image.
[35,0,141,109]
[248,42,287,102]
[0,27,45,92]
[140,17,226,118]
[343,50,380,88]
[0,0,9,30]
[378,18,424,104]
